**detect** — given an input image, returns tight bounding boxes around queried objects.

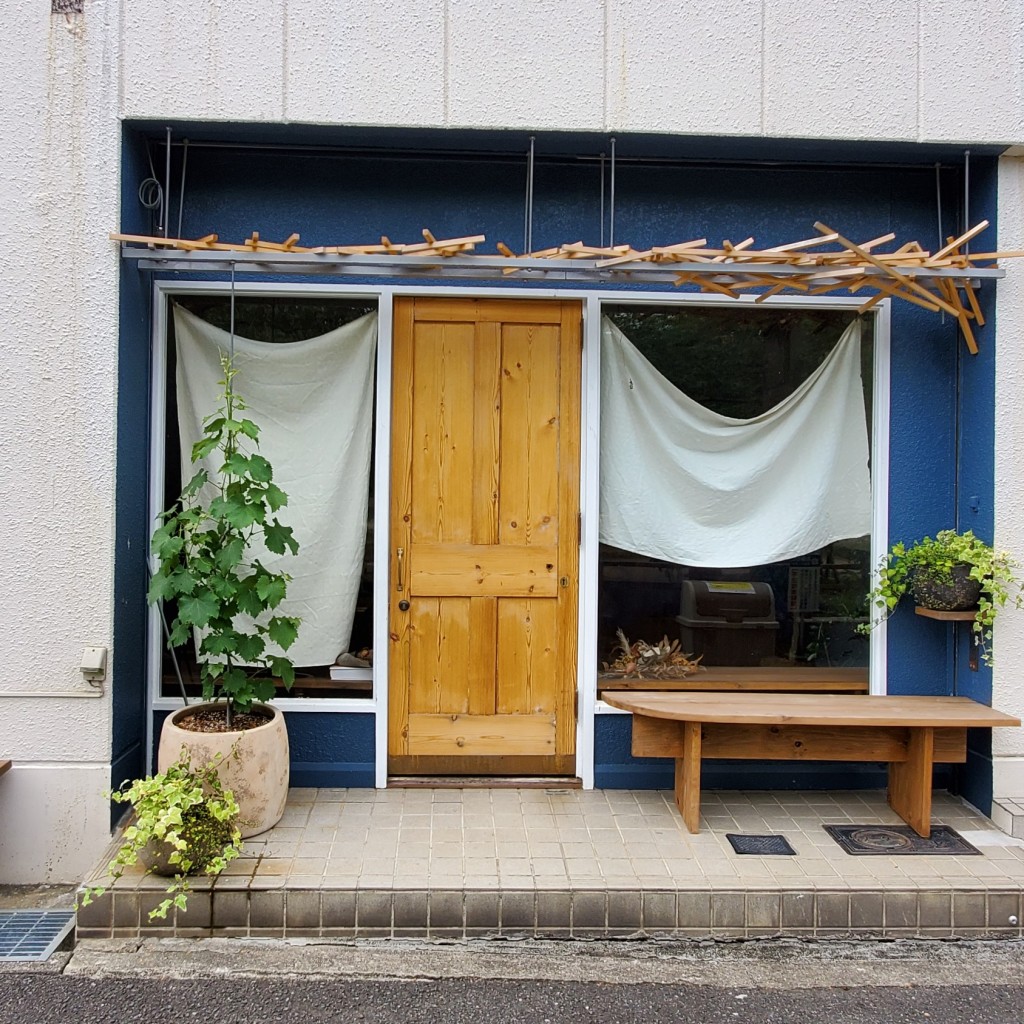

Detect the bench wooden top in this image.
[0,760,11,779]
[602,692,1021,729]
[599,666,868,693]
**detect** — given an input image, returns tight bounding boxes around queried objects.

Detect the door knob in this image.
[398,599,410,612]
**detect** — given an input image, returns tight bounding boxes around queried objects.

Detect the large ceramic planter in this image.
[158,702,289,838]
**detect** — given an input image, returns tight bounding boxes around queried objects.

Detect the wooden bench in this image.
[0,759,11,780]
[602,692,1020,837]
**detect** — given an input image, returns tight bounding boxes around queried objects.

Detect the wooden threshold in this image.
[389,775,582,789]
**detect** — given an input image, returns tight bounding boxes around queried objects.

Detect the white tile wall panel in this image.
[121,0,285,122]
[605,0,762,135]
[919,0,1024,144]
[284,0,445,127]
[763,0,919,140]
[446,0,605,130]
[0,767,112,883]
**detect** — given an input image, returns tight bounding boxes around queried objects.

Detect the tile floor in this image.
[77,787,1024,940]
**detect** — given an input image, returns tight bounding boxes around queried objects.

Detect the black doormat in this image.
[824,824,981,856]
[726,833,797,856]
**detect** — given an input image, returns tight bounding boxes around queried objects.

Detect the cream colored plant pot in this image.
[158,702,289,838]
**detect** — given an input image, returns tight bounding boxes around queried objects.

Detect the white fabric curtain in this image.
[599,317,871,568]
[173,305,378,666]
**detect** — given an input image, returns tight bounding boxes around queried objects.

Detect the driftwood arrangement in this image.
[600,630,703,681]
[113,221,1024,353]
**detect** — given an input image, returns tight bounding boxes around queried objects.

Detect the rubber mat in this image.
[824,824,981,855]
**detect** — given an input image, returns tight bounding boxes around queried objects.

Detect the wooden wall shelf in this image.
[914,606,978,621]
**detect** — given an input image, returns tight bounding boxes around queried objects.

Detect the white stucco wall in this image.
[0,3,121,881]
[993,153,1024,797]
[117,0,1024,146]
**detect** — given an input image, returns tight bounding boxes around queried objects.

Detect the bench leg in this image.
[674,721,702,833]
[888,727,934,838]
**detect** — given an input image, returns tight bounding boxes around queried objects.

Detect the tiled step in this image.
[992,798,1024,839]
[76,885,1024,941]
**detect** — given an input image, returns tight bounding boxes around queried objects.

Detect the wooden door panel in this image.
[410,321,475,545]
[499,324,561,549]
[412,543,558,596]
[497,597,559,715]
[407,713,556,756]
[390,297,581,776]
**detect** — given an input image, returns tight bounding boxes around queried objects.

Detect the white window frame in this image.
[147,280,891,787]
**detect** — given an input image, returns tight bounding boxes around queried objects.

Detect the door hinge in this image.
[577,511,582,547]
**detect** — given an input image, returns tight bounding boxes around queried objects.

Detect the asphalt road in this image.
[1,937,1023,1024]
[0,974,1022,1024]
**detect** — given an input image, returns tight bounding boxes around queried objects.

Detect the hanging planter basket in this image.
[908,564,982,612]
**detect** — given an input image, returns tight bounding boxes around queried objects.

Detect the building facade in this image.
[2,0,1024,882]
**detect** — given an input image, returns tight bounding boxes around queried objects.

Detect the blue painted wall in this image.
[151,710,376,787]
[115,125,998,796]
[110,130,157,819]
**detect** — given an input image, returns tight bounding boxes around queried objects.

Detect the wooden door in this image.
[388,297,582,776]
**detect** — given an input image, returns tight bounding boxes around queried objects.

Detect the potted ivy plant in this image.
[860,529,1023,666]
[79,753,242,921]
[150,355,301,836]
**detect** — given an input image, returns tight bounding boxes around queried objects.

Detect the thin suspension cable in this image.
[599,152,605,248]
[229,262,237,368]
[163,126,172,239]
[176,138,190,240]
[609,136,617,248]
[963,149,971,255]
[936,163,945,325]
[524,136,536,253]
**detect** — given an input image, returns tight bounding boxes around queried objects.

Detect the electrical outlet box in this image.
[80,646,107,682]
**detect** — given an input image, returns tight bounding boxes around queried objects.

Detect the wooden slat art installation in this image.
[113,222,1024,353]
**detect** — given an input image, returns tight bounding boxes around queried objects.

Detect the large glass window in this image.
[598,304,873,673]
[160,295,377,700]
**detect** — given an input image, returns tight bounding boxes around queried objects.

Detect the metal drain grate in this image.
[0,910,75,962]
[726,833,797,856]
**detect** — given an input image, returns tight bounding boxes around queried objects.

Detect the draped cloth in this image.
[173,306,378,666]
[599,317,871,567]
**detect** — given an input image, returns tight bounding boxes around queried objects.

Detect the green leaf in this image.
[248,454,273,482]
[191,436,219,462]
[214,536,245,572]
[269,656,295,687]
[234,578,264,617]
[200,630,242,656]
[251,677,277,704]
[223,500,263,530]
[147,573,176,604]
[238,418,260,440]
[178,592,220,628]
[268,616,300,650]
[256,575,287,607]
[222,452,251,477]
[263,483,288,511]
[234,632,266,662]
[151,527,184,560]
[181,469,208,497]
[170,567,198,596]
[264,521,299,556]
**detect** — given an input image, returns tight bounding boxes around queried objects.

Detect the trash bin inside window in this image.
[676,580,779,666]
